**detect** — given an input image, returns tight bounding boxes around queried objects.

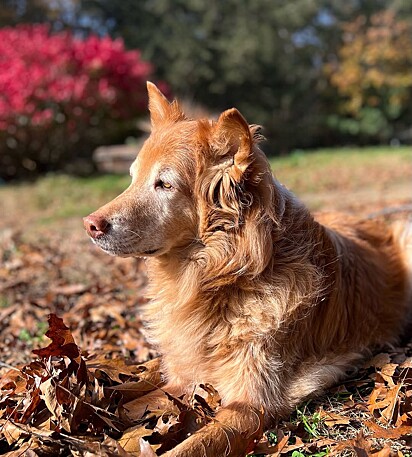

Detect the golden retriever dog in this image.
[84,82,412,456]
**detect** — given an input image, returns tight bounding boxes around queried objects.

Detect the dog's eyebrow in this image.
[158,167,175,181]
[158,167,186,188]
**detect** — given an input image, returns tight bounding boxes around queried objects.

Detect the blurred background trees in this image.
[0,0,411,179]
[0,23,153,179]
[326,9,412,143]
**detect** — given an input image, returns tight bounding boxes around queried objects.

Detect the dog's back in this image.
[320,213,411,348]
[282,213,412,409]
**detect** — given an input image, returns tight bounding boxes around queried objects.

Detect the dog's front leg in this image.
[163,402,263,457]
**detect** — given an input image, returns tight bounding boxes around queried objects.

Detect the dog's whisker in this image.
[126,229,141,239]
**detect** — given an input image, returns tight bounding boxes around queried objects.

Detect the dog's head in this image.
[84,83,277,277]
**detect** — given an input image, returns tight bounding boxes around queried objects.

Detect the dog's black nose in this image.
[83,214,109,238]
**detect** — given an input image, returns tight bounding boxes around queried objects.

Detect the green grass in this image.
[33,174,130,217]
[269,145,411,194]
[0,146,411,229]
[271,145,411,168]
[18,321,48,345]
[0,296,10,308]
[1,174,131,227]
[295,406,324,439]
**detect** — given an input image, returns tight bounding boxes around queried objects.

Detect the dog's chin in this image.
[91,237,163,258]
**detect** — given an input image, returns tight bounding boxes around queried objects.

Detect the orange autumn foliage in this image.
[327,10,412,118]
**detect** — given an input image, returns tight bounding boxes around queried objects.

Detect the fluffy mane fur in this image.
[142,117,411,420]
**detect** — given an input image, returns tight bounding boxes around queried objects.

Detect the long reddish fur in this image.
[88,84,412,455]
[144,115,411,414]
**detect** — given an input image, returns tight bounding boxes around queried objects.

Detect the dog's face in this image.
[84,82,274,268]
[83,85,199,257]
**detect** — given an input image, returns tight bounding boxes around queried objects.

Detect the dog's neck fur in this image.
[146,177,330,317]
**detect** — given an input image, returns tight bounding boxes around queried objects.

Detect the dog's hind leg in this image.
[163,402,263,457]
[285,352,364,410]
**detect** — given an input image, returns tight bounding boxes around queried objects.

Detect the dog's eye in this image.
[156,179,173,190]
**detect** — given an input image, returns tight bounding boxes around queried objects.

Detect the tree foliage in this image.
[81,0,412,150]
[326,10,412,140]
[0,0,411,167]
[0,24,153,179]
[82,0,326,151]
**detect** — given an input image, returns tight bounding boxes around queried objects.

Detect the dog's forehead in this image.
[131,121,199,177]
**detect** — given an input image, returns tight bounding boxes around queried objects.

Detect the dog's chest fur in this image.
[144,274,286,408]
[142,212,338,411]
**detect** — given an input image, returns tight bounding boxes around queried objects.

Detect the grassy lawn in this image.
[1,145,411,231]
[270,145,411,193]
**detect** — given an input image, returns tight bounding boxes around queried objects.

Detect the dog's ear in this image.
[147,81,186,128]
[212,108,253,181]
[196,109,276,281]
[196,108,256,235]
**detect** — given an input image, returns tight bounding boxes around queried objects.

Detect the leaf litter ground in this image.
[1,213,412,456]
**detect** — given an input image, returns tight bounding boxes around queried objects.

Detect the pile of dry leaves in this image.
[1,231,412,456]
[0,314,219,456]
[0,229,154,368]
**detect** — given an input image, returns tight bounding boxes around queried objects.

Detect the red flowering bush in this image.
[0,25,156,179]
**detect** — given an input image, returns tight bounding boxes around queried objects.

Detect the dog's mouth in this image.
[90,236,162,258]
[143,248,160,255]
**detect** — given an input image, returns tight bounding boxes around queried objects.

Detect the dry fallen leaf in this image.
[119,424,153,455]
[140,437,158,456]
[365,419,412,440]
[368,382,402,424]
[365,353,391,369]
[319,409,350,427]
[379,363,398,387]
[32,314,84,367]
